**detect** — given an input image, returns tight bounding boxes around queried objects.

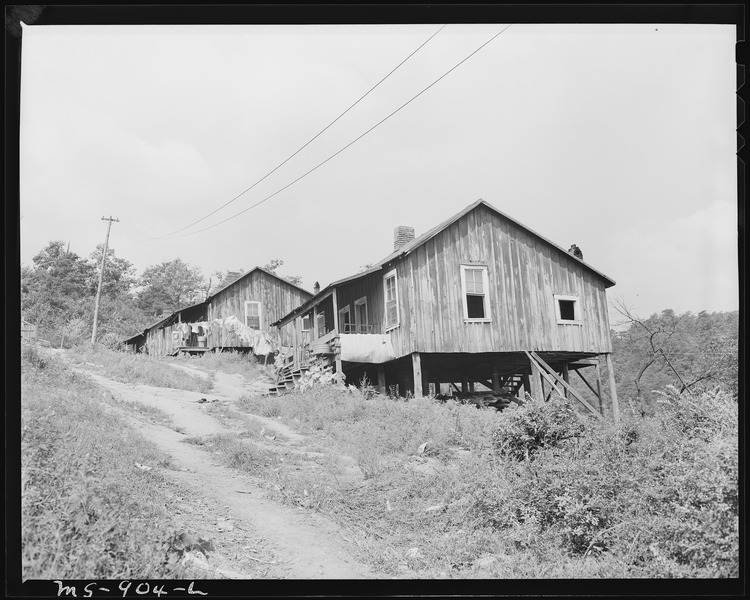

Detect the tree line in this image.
[610,302,739,413]
[20,240,301,348]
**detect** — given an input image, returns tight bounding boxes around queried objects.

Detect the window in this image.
[244,301,262,329]
[316,312,327,338]
[338,305,352,333]
[383,270,399,330]
[460,265,491,321]
[301,315,311,331]
[554,294,581,325]
[354,297,370,333]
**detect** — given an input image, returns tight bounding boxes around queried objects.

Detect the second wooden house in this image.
[127,267,312,358]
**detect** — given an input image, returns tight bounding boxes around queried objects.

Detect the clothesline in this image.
[175,316,276,356]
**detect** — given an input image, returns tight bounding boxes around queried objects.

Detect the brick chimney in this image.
[393,226,415,251]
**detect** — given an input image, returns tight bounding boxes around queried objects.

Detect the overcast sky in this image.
[19,22,738,326]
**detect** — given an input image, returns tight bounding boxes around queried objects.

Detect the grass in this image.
[229,383,738,578]
[172,350,266,381]
[21,343,191,579]
[70,346,213,393]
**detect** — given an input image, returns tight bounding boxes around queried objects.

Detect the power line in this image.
[153,24,447,241]
[165,24,513,240]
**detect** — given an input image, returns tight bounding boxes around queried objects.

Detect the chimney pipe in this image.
[313,281,320,295]
[393,226,415,251]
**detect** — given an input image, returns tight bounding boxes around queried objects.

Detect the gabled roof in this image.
[209,265,312,298]
[273,199,616,326]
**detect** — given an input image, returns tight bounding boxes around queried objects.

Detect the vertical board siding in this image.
[207,271,311,348]
[389,204,611,358]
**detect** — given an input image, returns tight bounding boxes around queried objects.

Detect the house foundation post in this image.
[377,365,386,394]
[595,359,605,416]
[492,364,501,393]
[412,352,423,397]
[562,363,570,399]
[529,358,544,401]
[605,353,620,426]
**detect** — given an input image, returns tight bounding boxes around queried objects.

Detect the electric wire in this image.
[165,24,513,239]
[153,24,447,240]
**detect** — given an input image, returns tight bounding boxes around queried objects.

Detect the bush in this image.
[491,396,587,460]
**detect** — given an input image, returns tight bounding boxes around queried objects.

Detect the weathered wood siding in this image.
[335,272,386,334]
[386,204,612,357]
[207,270,312,347]
[146,323,179,357]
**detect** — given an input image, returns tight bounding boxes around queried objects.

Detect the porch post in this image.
[332,289,343,385]
[412,352,423,397]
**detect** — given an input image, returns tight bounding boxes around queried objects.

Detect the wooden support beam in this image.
[421,365,431,398]
[461,381,469,394]
[478,380,493,390]
[605,353,620,426]
[377,365,386,394]
[451,382,461,394]
[492,364,501,393]
[412,353,423,397]
[562,363,570,399]
[526,351,602,418]
[528,358,544,401]
[573,367,600,399]
[595,360,604,416]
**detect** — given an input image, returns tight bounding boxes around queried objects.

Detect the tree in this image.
[136,258,205,318]
[611,301,739,416]
[88,244,137,299]
[21,241,96,332]
[262,259,303,286]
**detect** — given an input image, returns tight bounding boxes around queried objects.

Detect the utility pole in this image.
[91,216,119,344]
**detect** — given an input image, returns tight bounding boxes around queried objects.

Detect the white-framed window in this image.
[460,265,491,321]
[383,269,399,331]
[338,305,352,333]
[354,296,369,333]
[554,294,582,325]
[301,314,311,332]
[244,301,262,329]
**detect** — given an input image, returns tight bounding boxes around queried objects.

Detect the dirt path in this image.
[73,364,378,580]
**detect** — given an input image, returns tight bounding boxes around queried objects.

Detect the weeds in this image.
[233,382,738,578]
[70,346,212,393]
[21,344,189,579]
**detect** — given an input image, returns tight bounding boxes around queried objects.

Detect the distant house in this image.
[274,199,619,418]
[124,267,312,358]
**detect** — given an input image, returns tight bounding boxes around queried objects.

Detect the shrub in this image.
[491,396,587,460]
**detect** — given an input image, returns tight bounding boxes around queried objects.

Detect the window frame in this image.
[460,264,492,323]
[244,300,262,330]
[354,296,369,333]
[383,269,400,332]
[338,305,352,333]
[554,294,582,325]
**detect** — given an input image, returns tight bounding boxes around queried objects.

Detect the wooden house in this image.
[274,200,620,420]
[125,267,312,358]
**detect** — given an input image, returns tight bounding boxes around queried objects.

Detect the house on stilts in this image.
[123,266,312,358]
[273,199,620,421]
